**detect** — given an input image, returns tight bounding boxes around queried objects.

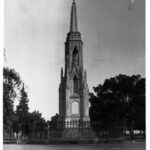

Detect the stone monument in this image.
[57,0,94,140]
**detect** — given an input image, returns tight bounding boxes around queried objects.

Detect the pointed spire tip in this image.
[70,0,78,32]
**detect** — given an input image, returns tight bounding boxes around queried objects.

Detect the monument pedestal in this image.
[51,127,96,143]
[51,120,96,141]
[59,128,95,140]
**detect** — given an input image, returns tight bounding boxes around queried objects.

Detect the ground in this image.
[3,142,145,150]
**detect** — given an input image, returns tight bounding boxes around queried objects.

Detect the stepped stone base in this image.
[50,127,96,141]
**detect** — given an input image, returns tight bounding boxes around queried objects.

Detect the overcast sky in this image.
[5,0,145,120]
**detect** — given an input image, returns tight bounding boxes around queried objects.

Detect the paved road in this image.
[3,142,145,150]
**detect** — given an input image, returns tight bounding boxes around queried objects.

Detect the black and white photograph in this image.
[2,0,146,149]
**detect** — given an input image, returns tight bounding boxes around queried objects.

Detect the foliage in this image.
[27,111,47,133]
[3,67,47,136]
[3,67,22,132]
[15,84,29,134]
[48,113,59,131]
[89,74,145,138]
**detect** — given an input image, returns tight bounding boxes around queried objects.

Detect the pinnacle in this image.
[70,0,78,32]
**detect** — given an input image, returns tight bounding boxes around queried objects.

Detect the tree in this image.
[27,111,46,135]
[49,113,59,131]
[3,67,48,137]
[131,78,145,137]
[89,74,145,138]
[16,84,29,135]
[3,67,21,134]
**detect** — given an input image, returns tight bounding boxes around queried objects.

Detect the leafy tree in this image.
[89,74,145,138]
[131,78,145,137]
[27,111,46,134]
[3,67,21,133]
[3,67,48,137]
[16,84,29,135]
[49,113,59,131]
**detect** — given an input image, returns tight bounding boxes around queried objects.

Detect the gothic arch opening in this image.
[72,101,79,115]
[73,75,78,94]
[73,47,78,55]
[72,47,79,65]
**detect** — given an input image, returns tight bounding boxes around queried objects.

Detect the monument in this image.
[58,0,90,126]
[57,0,94,140]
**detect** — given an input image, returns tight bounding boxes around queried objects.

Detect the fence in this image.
[27,120,145,140]
[28,120,114,139]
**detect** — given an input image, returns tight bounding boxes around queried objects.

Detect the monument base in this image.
[50,127,96,141]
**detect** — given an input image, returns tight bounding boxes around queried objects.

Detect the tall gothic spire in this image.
[70,0,78,32]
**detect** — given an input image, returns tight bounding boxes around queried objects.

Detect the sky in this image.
[5,0,145,120]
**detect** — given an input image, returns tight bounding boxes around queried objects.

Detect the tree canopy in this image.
[3,67,22,132]
[89,74,145,138]
[3,67,46,136]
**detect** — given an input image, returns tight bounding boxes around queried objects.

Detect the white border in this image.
[146,0,149,149]
[0,0,147,149]
[0,0,4,147]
